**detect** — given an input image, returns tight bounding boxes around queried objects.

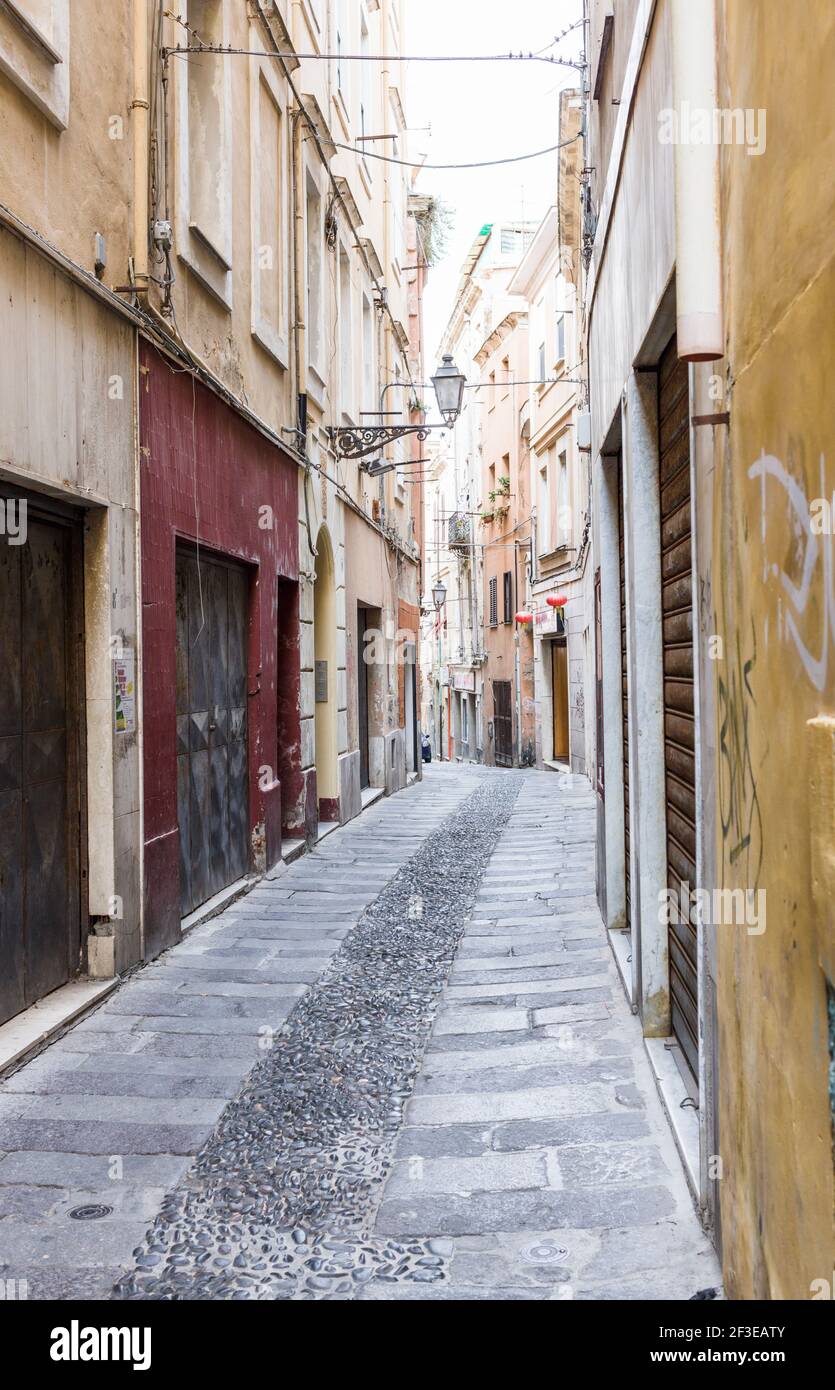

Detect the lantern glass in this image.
[432,582,447,610]
[431,354,466,426]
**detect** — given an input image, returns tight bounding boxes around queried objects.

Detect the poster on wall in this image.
[114,652,136,734]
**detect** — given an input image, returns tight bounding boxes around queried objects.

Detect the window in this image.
[393,184,406,271]
[362,292,375,413]
[177,0,232,303]
[306,174,323,377]
[489,577,498,627]
[0,0,69,129]
[500,227,533,256]
[339,247,353,420]
[538,462,550,554]
[538,342,546,384]
[556,313,566,363]
[503,571,513,624]
[359,9,373,178]
[336,0,348,94]
[188,1,226,252]
[251,68,287,363]
[557,448,570,546]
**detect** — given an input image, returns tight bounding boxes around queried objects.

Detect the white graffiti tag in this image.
[748,451,833,692]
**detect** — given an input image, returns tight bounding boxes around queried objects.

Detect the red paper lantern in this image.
[515,612,533,624]
[547,594,568,609]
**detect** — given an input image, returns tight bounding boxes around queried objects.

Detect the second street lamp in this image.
[328,355,467,464]
[430,354,466,427]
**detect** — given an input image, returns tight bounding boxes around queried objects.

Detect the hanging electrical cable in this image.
[326,133,582,171]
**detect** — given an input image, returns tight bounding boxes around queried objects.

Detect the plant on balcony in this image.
[497,475,511,495]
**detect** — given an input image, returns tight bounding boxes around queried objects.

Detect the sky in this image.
[406,0,584,362]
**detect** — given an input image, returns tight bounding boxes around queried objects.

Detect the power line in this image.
[328,134,582,171]
[165,44,584,71]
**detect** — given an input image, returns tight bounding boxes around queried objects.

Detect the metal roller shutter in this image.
[658,337,699,1083]
[618,452,631,934]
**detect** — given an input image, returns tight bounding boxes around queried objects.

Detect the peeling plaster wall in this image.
[698,0,835,1301]
[0,231,141,976]
[138,342,298,957]
[0,2,132,284]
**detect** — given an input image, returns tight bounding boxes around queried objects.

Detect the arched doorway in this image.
[313,527,338,822]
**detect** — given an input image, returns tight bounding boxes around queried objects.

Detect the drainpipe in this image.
[131,0,150,297]
[292,109,307,411]
[671,0,723,361]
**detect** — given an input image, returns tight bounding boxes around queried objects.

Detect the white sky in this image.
[406,0,584,363]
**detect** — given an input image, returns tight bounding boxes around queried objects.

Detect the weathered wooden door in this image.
[0,506,83,1026]
[176,549,249,917]
[552,641,570,761]
[658,336,699,1084]
[493,680,513,768]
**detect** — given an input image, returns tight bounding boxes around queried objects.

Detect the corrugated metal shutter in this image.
[658,336,698,1083]
[618,452,631,933]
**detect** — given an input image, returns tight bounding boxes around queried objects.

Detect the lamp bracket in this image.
[329,423,435,460]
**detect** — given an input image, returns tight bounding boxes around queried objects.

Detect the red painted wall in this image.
[139,342,300,958]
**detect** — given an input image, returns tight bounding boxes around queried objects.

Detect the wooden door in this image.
[0,506,83,1025]
[493,680,513,768]
[552,641,570,761]
[176,549,249,917]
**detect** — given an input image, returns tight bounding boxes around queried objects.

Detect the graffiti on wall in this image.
[717,619,764,891]
[748,450,834,693]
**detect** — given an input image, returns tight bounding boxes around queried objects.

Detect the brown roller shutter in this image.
[658,336,698,1083]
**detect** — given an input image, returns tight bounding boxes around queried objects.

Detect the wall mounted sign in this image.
[315,660,329,703]
[114,652,136,733]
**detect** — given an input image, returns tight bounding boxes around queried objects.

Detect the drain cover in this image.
[68,1204,113,1221]
[520,1241,569,1265]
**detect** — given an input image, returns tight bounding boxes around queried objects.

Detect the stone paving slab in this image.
[371,771,720,1300]
[0,766,720,1302]
[0,768,482,1300]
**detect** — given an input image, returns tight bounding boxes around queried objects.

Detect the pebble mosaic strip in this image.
[115,776,521,1300]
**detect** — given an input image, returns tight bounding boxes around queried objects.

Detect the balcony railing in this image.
[448,512,471,549]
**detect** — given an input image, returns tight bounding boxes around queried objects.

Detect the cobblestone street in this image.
[0,767,717,1301]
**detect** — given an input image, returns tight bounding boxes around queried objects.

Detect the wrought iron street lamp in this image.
[328,355,467,464]
[430,355,467,427]
[432,580,447,611]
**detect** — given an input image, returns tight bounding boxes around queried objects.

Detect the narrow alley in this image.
[0,768,716,1301]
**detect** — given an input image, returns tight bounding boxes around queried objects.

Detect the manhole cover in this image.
[520,1241,569,1265]
[68,1204,113,1221]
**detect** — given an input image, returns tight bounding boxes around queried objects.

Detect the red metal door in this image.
[176,548,249,917]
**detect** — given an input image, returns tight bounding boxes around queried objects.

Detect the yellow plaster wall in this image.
[710,0,835,1299]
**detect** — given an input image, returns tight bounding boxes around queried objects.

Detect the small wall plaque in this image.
[315,659,329,703]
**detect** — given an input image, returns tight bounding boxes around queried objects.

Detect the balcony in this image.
[448,512,472,549]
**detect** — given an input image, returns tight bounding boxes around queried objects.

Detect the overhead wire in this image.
[327,133,582,171]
